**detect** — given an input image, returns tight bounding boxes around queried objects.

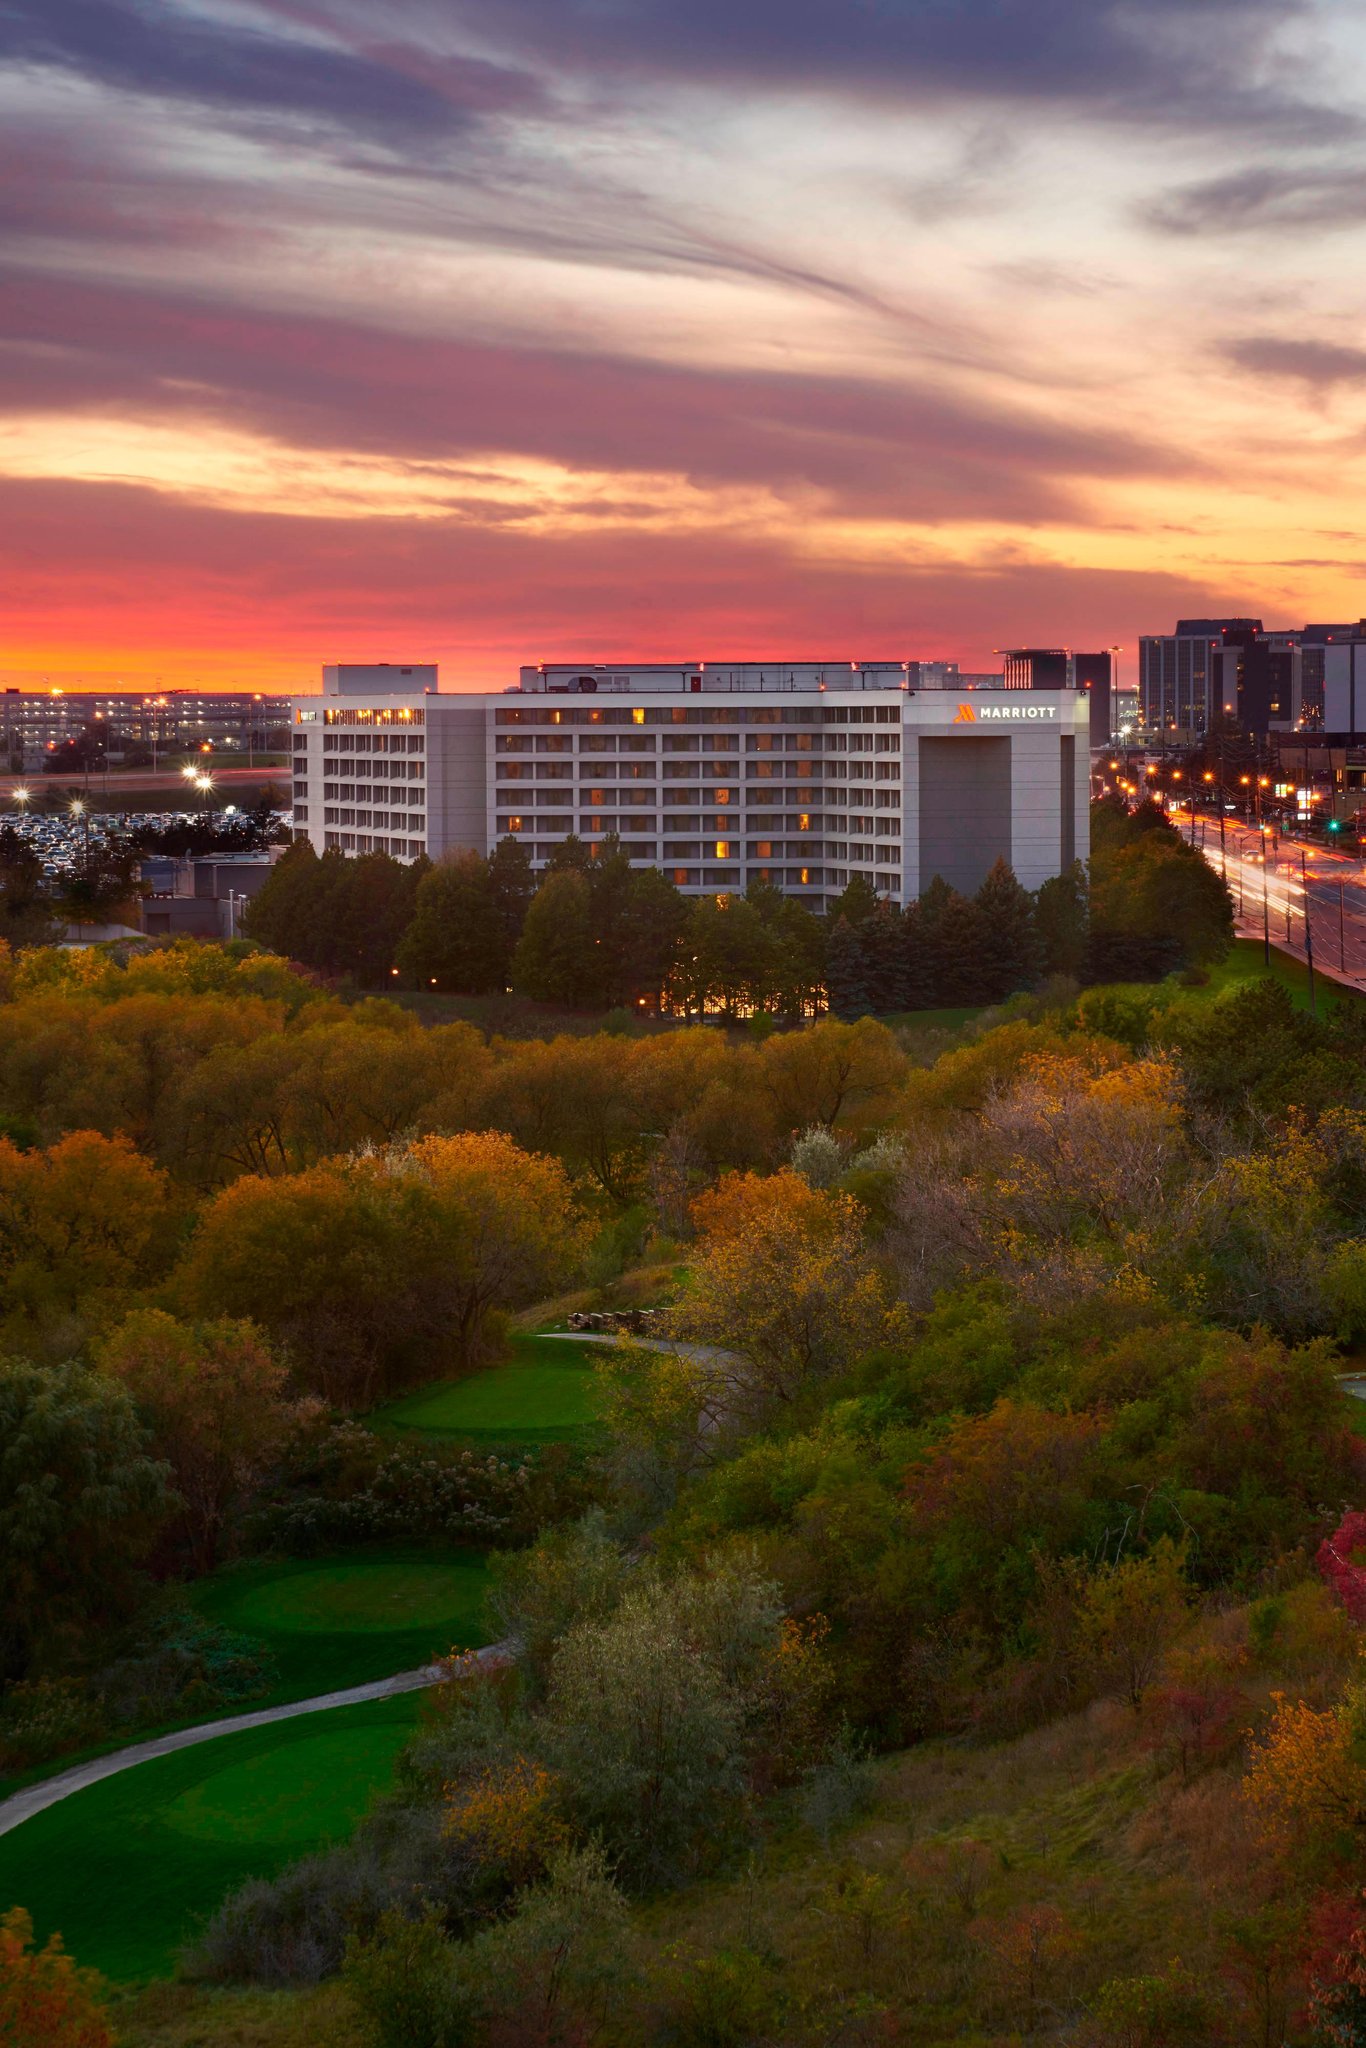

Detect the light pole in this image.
[1261,824,1271,966]
[1302,849,1317,1015]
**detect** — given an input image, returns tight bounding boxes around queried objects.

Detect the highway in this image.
[1172,807,1366,995]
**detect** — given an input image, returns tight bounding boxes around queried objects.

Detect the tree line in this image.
[245,796,1233,1016]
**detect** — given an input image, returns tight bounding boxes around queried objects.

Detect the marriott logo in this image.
[954,701,1059,722]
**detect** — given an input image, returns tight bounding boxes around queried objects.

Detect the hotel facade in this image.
[291,661,1090,910]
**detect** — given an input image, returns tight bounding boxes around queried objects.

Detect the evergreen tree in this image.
[824,914,873,1019]
[973,857,1041,1003]
[586,836,638,1006]
[917,875,987,1006]
[397,851,506,992]
[545,833,592,875]
[901,897,933,1011]
[772,897,827,1017]
[486,835,535,953]
[511,870,597,1006]
[826,873,880,929]
[861,898,909,1015]
[1035,861,1089,979]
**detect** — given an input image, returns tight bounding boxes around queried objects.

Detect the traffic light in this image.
[1327,819,1343,834]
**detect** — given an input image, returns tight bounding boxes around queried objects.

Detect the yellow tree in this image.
[178,1131,581,1403]
[0,1131,174,1341]
[1243,1689,1366,1856]
[670,1169,900,1419]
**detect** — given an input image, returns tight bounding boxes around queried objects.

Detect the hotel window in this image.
[798,814,811,831]
[714,840,730,859]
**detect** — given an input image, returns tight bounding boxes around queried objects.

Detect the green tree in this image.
[824,916,872,1020]
[542,1562,783,1883]
[622,865,690,1008]
[0,1357,172,1679]
[1034,860,1089,978]
[915,874,987,1006]
[0,828,60,949]
[343,1907,471,2048]
[680,895,774,1017]
[398,852,506,993]
[973,857,1040,1002]
[329,850,425,985]
[826,874,879,928]
[511,870,598,1007]
[486,834,535,953]
[241,840,338,964]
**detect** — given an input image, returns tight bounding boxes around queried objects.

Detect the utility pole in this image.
[1302,848,1317,1016]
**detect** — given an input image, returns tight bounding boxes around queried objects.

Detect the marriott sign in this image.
[953,700,1060,723]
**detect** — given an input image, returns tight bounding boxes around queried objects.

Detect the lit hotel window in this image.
[755,841,773,858]
[632,708,645,725]
[798,813,811,831]
[590,789,605,805]
[672,868,689,884]
[509,815,523,831]
[799,868,811,885]
[715,839,730,858]
[715,788,731,804]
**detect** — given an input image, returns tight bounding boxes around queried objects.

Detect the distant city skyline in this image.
[3,0,1366,688]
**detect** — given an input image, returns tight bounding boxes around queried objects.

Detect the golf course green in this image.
[189,1546,491,1704]
[0,1692,423,1981]
[371,1332,607,1446]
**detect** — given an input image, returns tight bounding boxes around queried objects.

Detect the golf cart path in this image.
[0,1335,733,1842]
[0,1643,512,1841]
[538,1331,745,1368]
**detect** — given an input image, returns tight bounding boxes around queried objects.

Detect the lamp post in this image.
[1301,849,1317,1016]
[1261,824,1271,966]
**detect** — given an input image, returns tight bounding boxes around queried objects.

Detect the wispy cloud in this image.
[1150,163,1366,235]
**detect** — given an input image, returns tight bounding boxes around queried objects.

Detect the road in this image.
[1173,806,1366,995]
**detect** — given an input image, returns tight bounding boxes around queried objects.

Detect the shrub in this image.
[342,1907,473,2048]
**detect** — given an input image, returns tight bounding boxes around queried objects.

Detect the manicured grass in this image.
[370,1333,607,1448]
[0,1691,422,1983]
[188,1548,490,1706]
[1201,936,1366,1012]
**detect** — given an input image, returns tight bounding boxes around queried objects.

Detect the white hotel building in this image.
[291,661,1090,910]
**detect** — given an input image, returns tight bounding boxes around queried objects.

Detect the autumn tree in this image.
[0,1131,174,1343]
[177,1131,581,1403]
[669,1169,900,1419]
[0,1908,113,2048]
[96,1309,305,1571]
[0,1358,171,1679]
[1243,1687,1366,1856]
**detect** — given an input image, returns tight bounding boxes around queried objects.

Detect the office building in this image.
[1001,648,1071,691]
[1138,619,1366,740]
[0,689,292,768]
[1322,625,1366,734]
[291,660,1090,909]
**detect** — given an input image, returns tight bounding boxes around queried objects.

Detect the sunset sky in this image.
[4,0,1366,692]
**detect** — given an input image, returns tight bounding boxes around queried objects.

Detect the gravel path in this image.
[0,1643,511,1841]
